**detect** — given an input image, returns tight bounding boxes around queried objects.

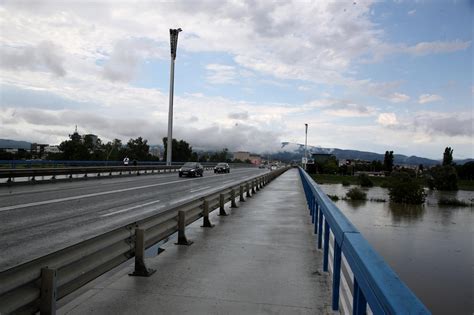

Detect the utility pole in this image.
[304,123,308,170]
[166,28,182,166]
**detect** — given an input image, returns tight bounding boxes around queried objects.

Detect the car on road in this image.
[179,162,204,177]
[214,162,230,173]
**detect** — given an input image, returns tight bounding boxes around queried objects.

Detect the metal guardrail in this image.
[0,160,256,168]
[0,163,254,183]
[298,167,430,315]
[0,167,289,314]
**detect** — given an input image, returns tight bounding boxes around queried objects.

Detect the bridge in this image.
[0,166,430,314]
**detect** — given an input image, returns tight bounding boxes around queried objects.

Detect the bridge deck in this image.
[59,169,333,314]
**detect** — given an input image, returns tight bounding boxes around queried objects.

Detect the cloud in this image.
[205,64,238,84]
[413,112,473,137]
[377,113,398,126]
[228,111,249,120]
[323,102,376,117]
[405,40,471,56]
[418,94,443,104]
[407,9,416,15]
[387,92,410,103]
[102,38,166,82]
[0,41,66,76]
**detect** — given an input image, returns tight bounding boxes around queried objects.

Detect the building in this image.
[83,134,98,146]
[233,151,250,161]
[30,143,49,158]
[249,154,262,165]
[44,145,61,154]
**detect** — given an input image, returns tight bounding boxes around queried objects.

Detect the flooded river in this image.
[318,184,473,315]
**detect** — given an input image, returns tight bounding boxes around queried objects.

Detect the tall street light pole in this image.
[166,28,182,166]
[304,123,308,170]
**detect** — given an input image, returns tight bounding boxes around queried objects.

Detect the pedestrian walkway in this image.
[59,169,333,314]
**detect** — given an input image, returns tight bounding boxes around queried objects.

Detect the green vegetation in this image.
[327,194,340,201]
[383,150,394,172]
[438,198,471,207]
[312,174,390,186]
[389,172,426,204]
[428,165,458,191]
[358,173,374,187]
[346,187,367,200]
[342,180,351,186]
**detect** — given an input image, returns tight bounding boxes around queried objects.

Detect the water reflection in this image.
[388,203,425,223]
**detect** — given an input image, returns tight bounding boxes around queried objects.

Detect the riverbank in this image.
[310,174,474,191]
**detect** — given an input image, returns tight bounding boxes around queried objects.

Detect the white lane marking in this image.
[0,176,221,212]
[189,186,211,193]
[100,199,161,217]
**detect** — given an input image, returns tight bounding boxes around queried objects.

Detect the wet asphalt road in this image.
[0,167,267,271]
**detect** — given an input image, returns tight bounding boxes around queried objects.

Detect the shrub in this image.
[438,198,470,207]
[342,180,351,186]
[327,194,339,201]
[389,172,425,204]
[427,165,458,191]
[346,187,367,200]
[358,174,374,187]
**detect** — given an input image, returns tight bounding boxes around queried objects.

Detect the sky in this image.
[0,0,472,159]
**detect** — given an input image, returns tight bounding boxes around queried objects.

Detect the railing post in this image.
[230,189,238,208]
[311,197,315,224]
[317,210,323,248]
[251,180,256,194]
[175,211,193,245]
[353,278,367,315]
[218,194,227,216]
[201,200,214,228]
[314,203,319,234]
[129,229,156,277]
[323,220,330,271]
[239,185,245,202]
[40,267,57,315]
[256,178,260,191]
[246,182,251,197]
[332,241,342,310]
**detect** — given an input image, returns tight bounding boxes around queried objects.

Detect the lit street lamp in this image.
[166,28,182,166]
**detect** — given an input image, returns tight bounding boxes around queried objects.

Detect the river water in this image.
[318,184,473,315]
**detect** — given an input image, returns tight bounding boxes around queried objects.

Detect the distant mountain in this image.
[276,142,472,166]
[0,139,31,150]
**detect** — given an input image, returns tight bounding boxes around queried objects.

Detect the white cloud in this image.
[205,64,238,85]
[377,113,398,126]
[418,94,443,104]
[408,9,416,15]
[387,92,410,103]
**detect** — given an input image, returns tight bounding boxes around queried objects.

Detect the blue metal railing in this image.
[298,167,430,315]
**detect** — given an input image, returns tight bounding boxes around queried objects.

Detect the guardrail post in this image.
[219,194,227,216]
[251,181,256,194]
[317,210,323,248]
[239,185,245,202]
[246,183,251,197]
[176,211,193,245]
[332,241,342,310]
[129,229,156,277]
[40,267,57,315]
[201,200,214,228]
[353,278,367,315]
[230,189,238,208]
[323,220,330,271]
[256,179,260,191]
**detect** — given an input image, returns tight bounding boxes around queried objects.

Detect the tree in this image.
[389,172,426,204]
[58,131,90,160]
[126,137,150,161]
[104,139,124,162]
[442,147,453,166]
[383,151,394,173]
[162,138,194,162]
[358,173,374,187]
[428,165,458,191]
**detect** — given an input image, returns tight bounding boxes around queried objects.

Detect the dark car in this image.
[214,162,230,173]
[179,162,204,177]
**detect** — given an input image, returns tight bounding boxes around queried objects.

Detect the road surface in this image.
[0,167,267,271]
